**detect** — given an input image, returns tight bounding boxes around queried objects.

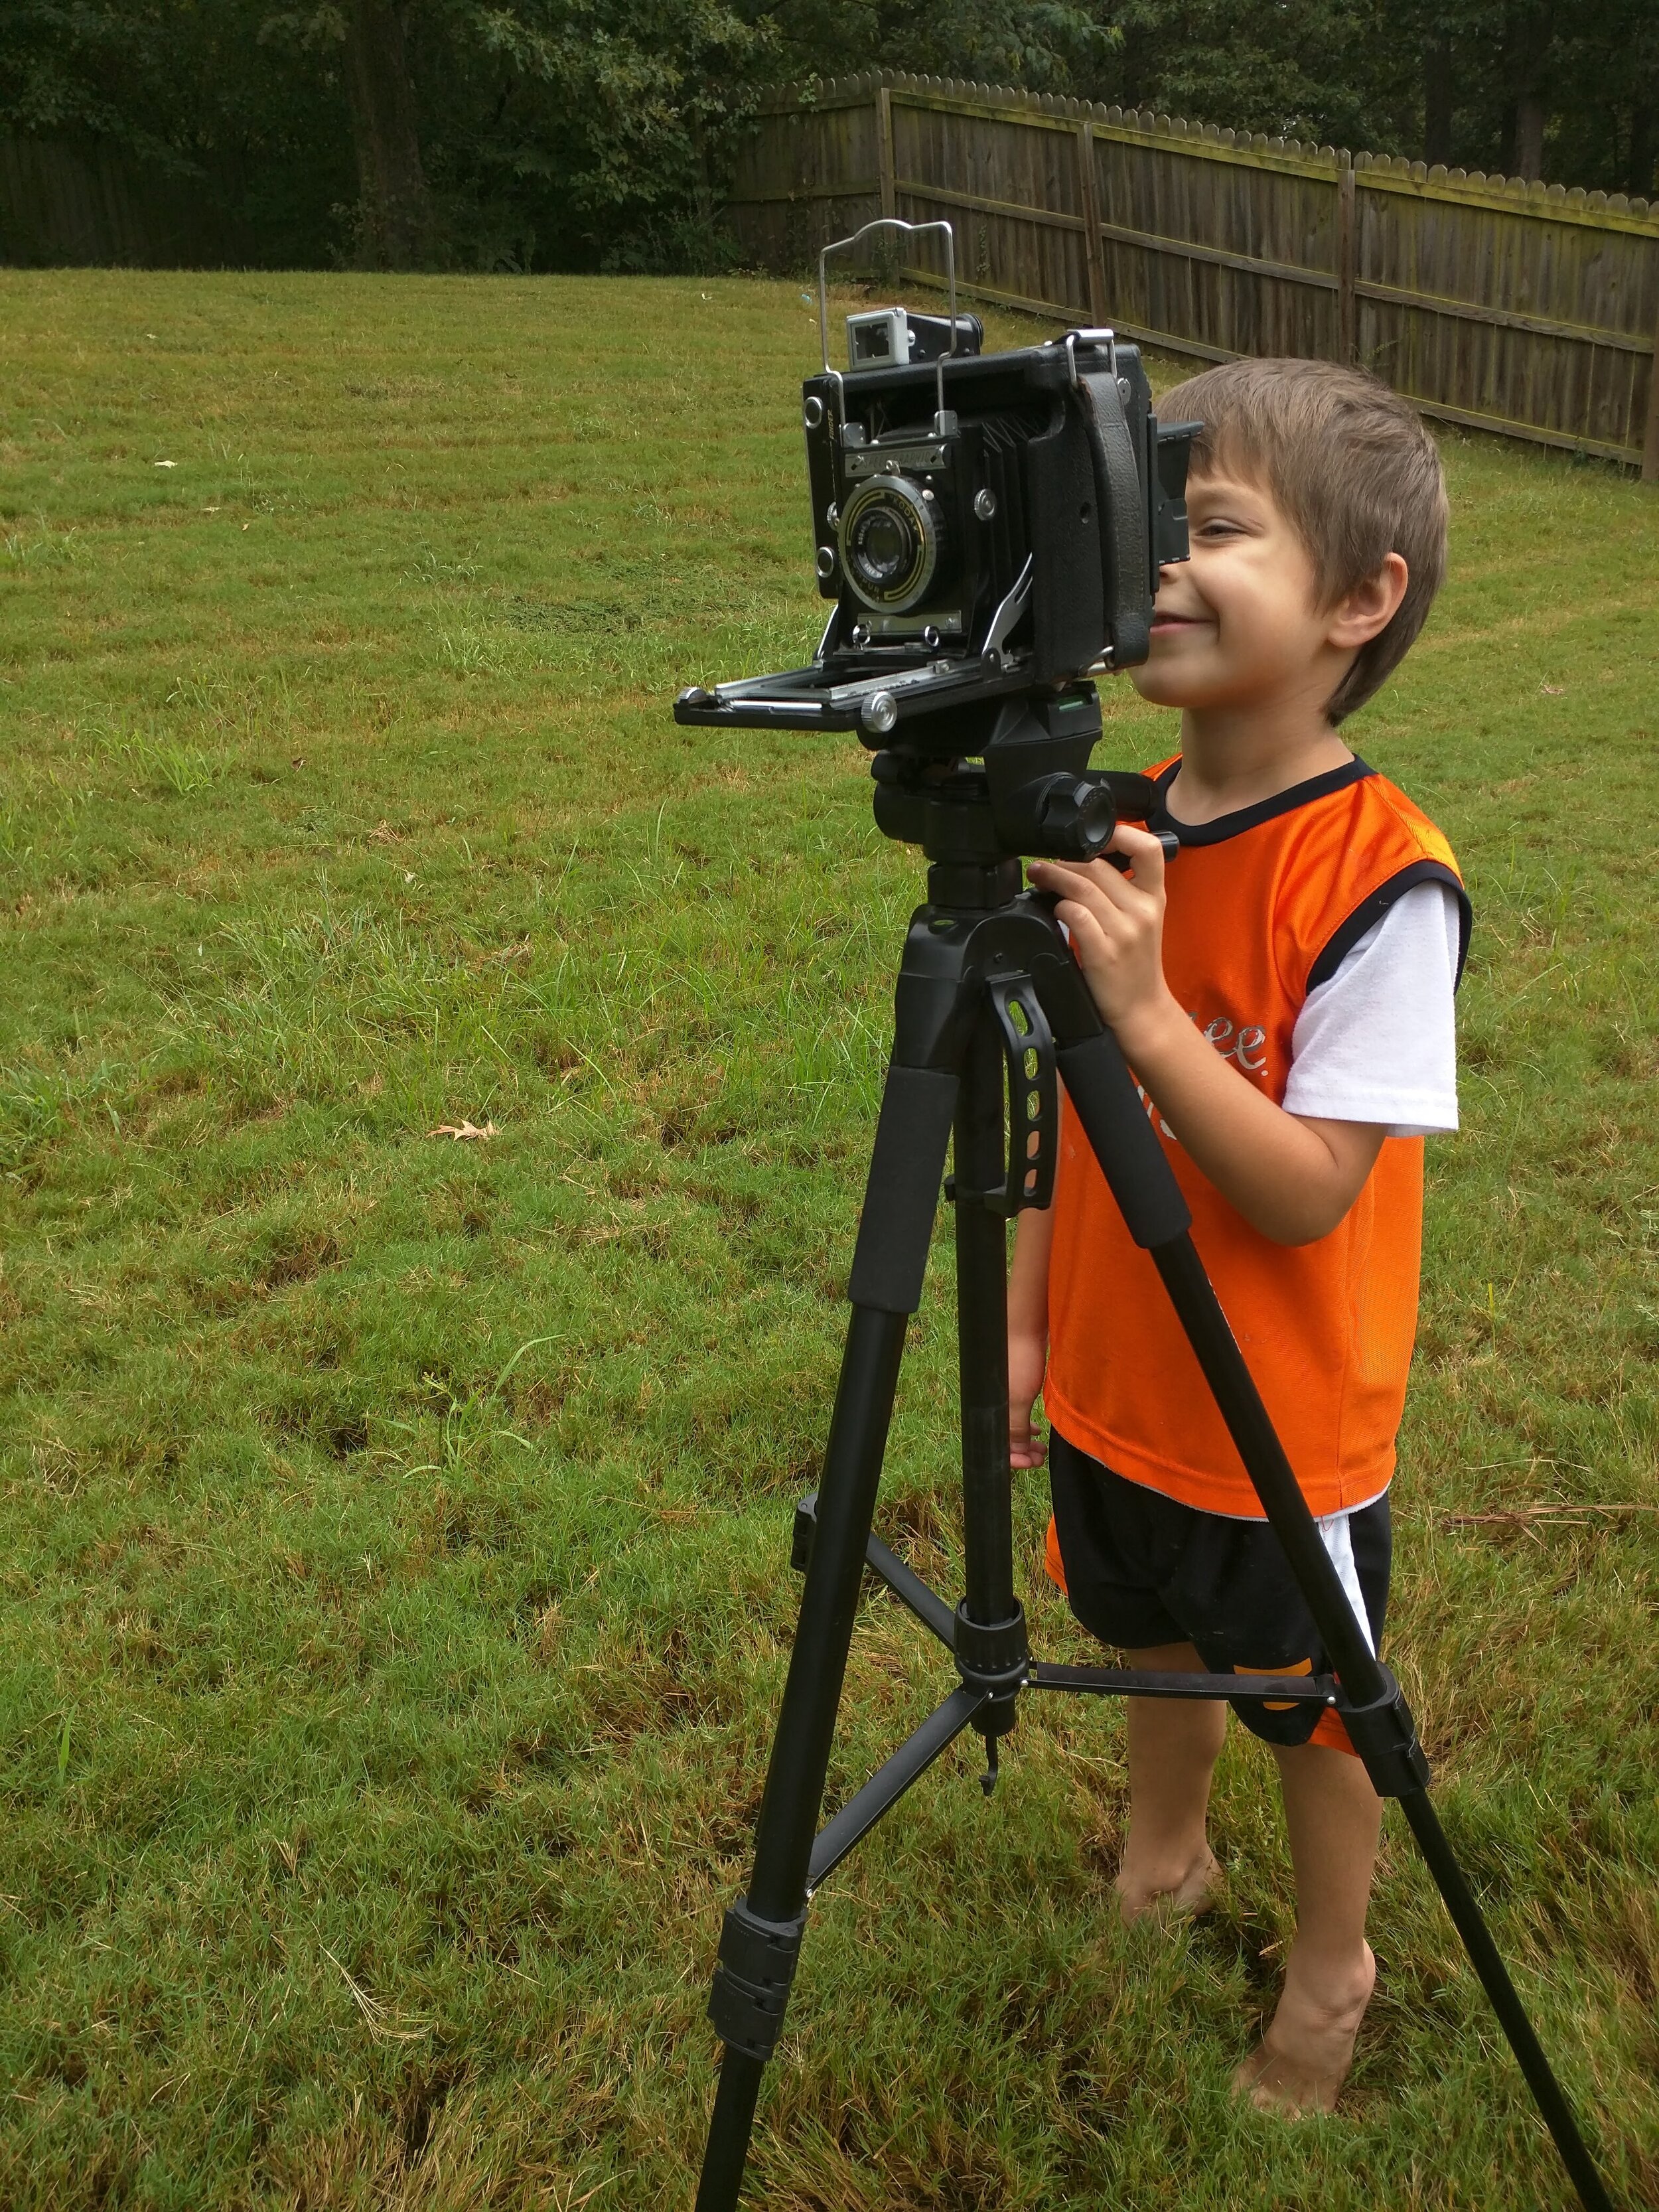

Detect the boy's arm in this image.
[1007,1203,1054,1468]
[1031,832,1385,1246]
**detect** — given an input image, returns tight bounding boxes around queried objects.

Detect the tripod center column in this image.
[952,1012,1028,1733]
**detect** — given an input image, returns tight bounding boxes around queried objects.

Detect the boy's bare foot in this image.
[1114,1843,1221,1925]
[1231,1941,1376,2115]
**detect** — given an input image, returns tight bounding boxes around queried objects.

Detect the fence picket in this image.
[728,74,1659,468]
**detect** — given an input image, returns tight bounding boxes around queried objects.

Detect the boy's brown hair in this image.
[1159,358,1448,725]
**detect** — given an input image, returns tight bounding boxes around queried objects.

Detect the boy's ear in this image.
[1327,553,1408,651]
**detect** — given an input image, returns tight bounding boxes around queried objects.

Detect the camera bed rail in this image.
[674,651,1039,733]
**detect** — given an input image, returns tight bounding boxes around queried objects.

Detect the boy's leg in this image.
[1116,1641,1226,1923]
[1233,1739,1382,2114]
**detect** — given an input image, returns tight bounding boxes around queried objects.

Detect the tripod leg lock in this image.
[1335,1664,1433,1798]
[707,1899,808,2063]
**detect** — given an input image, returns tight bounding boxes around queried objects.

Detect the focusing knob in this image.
[1039,775,1116,856]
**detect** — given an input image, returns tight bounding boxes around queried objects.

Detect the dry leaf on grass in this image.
[428,1119,498,1142]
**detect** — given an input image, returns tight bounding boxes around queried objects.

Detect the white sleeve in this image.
[1281,880,1462,1136]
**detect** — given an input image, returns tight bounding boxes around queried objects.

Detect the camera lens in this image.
[858,508,909,585]
[838,476,946,614]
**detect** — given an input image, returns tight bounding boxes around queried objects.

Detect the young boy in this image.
[1007,358,1467,2116]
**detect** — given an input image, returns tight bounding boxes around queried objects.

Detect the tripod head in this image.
[865,680,1163,906]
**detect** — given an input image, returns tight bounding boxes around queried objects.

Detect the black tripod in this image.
[692,759,1616,2211]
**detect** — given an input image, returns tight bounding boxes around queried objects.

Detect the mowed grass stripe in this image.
[0,271,1655,2207]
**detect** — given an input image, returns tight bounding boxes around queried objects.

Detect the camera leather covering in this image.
[1026,400,1107,681]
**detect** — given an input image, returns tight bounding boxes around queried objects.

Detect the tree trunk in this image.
[1512,92,1546,181]
[1626,102,1656,198]
[345,0,432,269]
[1423,38,1453,167]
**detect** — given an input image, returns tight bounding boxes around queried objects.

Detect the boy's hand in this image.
[1034,831,1388,1246]
[1008,1325,1048,1469]
[1029,826,1181,1057]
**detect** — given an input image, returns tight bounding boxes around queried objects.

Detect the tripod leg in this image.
[695,1063,957,2212]
[1042,1005,1617,2212]
[1399,1791,1616,2212]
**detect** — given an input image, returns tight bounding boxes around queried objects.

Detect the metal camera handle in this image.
[817,218,960,422]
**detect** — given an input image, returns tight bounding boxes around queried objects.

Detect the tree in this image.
[3,0,1652,271]
[343,0,433,265]
[1,1,354,261]
[1070,0,1656,191]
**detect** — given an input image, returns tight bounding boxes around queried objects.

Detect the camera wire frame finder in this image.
[817,216,966,433]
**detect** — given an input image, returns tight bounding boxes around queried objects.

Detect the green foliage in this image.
[0,0,353,261]
[0,267,1655,2203]
[772,0,1118,93]
[5,0,1652,272]
[1099,0,1659,192]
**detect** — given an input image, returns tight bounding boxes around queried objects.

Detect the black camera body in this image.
[804,332,1191,681]
[674,292,1198,861]
[678,321,1194,749]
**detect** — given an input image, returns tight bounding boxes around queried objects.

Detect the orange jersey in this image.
[1044,755,1467,1522]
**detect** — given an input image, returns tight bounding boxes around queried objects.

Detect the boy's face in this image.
[1129,467,1340,716]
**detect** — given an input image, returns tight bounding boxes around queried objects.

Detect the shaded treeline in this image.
[3,2,1655,279]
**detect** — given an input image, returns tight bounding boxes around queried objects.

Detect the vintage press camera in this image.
[675,220,1199,861]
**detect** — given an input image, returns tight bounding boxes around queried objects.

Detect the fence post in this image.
[1643,300,1659,482]
[876,86,896,222]
[1337,153,1357,365]
[1074,121,1108,326]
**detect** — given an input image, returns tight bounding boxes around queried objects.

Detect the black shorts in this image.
[1048,1429,1392,1748]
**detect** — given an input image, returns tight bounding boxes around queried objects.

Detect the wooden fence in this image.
[0,139,250,269]
[727,74,1659,478]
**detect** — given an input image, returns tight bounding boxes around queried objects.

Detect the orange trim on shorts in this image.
[1043,1522,1359,1755]
[1234,1659,1357,1755]
[1234,1656,1313,1711]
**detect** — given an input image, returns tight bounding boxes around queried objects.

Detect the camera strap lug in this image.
[1062,326,1119,388]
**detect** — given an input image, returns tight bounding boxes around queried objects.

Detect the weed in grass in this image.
[0,269,1653,2207]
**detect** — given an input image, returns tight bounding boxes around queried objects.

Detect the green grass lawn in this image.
[1,269,1656,2210]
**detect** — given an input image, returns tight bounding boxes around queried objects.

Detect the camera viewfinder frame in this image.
[817,218,963,429]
